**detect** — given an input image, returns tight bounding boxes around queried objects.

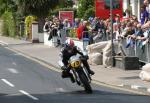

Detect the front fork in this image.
[71,67,91,85]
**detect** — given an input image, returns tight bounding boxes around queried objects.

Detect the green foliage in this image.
[77,0,94,18]
[2,11,16,37]
[16,0,59,17]
[24,15,37,37]
[83,7,95,20]
[57,0,73,8]
[0,0,17,16]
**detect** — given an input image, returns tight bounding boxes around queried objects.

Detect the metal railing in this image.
[120,38,150,63]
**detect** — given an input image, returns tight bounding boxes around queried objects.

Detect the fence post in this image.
[32,21,39,43]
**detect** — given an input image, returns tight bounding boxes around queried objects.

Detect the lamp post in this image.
[110,0,115,67]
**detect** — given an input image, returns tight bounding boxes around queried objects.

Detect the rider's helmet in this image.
[65,38,75,49]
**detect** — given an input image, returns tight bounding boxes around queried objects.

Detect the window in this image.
[104,0,120,9]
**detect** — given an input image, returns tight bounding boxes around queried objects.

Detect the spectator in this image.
[130,23,143,40]
[91,17,98,31]
[63,19,71,37]
[82,21,89,38]
[74,18,80,28]
[113,14,121,40]
[140,5,148,25]
[43,18,50,32]
[144,0,150,20]
[63,19,71,29]
[77,20,84,40]
[121,22,133,38]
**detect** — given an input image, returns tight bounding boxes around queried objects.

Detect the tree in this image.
[57,0,73,8]
[0,0,17,16]
[77,0,94,19]
[15,0,59,17]
[14,0,60,32]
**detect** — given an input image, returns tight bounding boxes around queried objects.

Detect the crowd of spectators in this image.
[43,0,150,49]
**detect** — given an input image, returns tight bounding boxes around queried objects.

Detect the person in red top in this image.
[77,23,84,40]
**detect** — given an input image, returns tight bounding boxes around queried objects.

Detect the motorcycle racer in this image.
[60,38,95,82]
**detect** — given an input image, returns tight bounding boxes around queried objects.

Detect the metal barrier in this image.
[81,30,109,51]
[59,28,150,63]
[120,38,150,63]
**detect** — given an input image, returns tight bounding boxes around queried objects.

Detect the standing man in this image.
[144,0,150,20]
[140,5,149,25]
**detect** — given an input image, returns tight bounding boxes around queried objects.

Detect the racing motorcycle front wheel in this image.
[78,71,92,93]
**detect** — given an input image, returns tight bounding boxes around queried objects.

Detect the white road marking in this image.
[12,53,22,56]
[8,68,19,74]
[1,79,15,87]
[19,90,39,100]
[56,88,65,92]
[12,62,17,66]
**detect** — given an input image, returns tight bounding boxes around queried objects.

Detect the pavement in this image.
[1,35,150,95]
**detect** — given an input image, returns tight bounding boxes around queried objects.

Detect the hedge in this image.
[2,11,16,37]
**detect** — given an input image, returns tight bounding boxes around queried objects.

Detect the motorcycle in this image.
[59,53,93,93]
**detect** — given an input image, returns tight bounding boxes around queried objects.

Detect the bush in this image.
[77,0,94,19]
[24,15,37,38]
[2,11,16,37]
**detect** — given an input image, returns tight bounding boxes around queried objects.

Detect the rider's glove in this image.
[61,66,67,70]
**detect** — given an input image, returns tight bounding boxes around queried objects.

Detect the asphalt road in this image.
[0,45,150,103]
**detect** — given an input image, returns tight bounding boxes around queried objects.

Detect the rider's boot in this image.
[68,73,75,83]
[85,64,95,75]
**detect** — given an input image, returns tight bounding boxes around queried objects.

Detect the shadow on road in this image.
[0,90,150,103]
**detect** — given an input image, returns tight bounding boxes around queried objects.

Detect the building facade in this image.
[123,0,143,20]
[75,0,143,20]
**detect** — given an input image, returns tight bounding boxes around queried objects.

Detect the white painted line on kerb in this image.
[1,79,15,87]
[19,90,39,100]
[131,85,142,89]
[117,84,124,87]
[0,41,8,45]
[8,68,19,74]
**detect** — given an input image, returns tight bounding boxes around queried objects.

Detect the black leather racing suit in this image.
[61,46,91,74]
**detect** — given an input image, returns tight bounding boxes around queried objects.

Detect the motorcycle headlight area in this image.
[70,60,81,68]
